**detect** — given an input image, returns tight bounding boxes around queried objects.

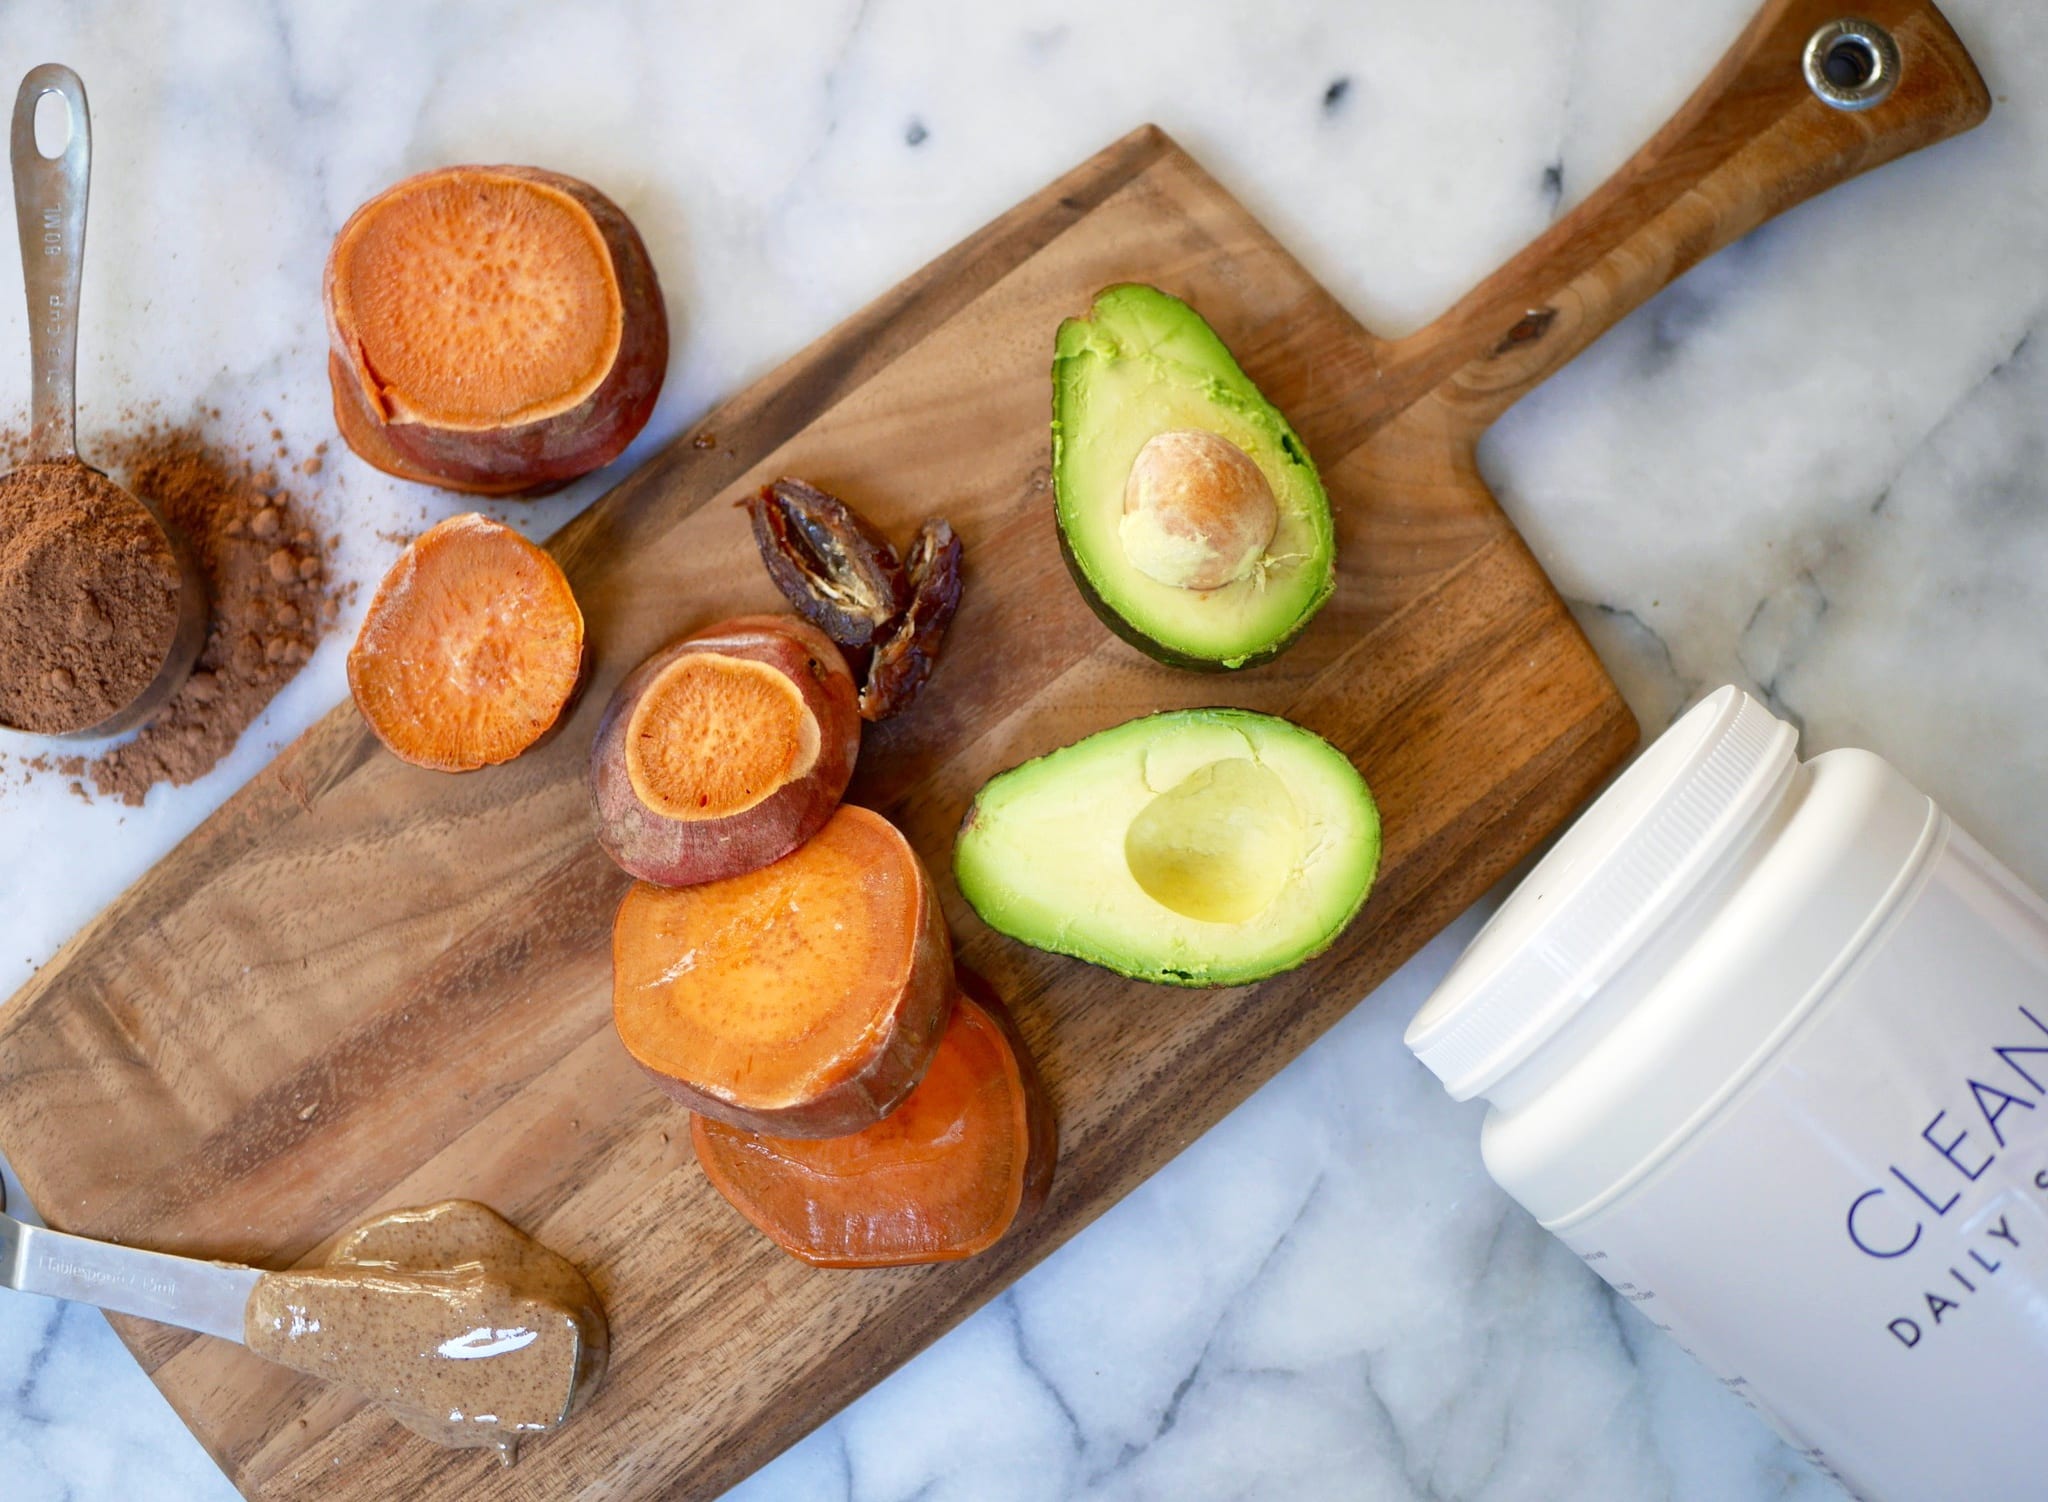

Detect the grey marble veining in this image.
[1,1,2043,1499]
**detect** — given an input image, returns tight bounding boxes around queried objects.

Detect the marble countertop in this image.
[3,1,2044,1498]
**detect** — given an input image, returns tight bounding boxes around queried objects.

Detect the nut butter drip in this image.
[243,1200,607,1464]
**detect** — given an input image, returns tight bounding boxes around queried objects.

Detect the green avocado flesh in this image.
[954,708,1380,986]
[1052,284,1336,670]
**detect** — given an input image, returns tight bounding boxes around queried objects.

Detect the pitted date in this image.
[859,519,964,721]
[746,478,963,721]
[745,478,911,649]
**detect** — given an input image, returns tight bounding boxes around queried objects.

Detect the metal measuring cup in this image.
[2,64,206,738]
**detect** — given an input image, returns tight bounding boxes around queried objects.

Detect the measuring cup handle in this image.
[11,64,90,465]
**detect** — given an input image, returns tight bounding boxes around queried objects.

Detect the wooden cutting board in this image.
[0,6,1988,1493]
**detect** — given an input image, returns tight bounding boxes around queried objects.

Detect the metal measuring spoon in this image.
[2,64,205,738]
[0,1174,259,1343]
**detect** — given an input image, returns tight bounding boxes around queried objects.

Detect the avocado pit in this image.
[1119,428,1278,592]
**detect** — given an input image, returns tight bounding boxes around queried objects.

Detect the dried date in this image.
[745,477,964,721]
[859,518,964,721]
[745,478,911,649]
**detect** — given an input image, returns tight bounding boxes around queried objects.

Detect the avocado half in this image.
[954,708,1379,987]
[1052,284,1336,671]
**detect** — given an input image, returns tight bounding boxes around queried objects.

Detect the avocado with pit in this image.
[1052,284,1336,670]
[954,708,1379,986]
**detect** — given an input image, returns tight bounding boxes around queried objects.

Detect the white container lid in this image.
[1405,686,1798,1100]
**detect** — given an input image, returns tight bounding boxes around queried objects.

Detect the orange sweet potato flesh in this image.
[325,165,667,497]
[347,513,585,772]
[589,614,861,887]
[693,981,1057,1267]
[612,804,954,1137]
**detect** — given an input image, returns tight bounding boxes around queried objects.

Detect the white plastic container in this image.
[1405,686,2048,1502]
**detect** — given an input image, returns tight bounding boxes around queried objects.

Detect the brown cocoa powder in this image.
[73,422,346,804]
[0,459,182,734]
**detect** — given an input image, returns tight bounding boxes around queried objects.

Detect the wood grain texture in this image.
[0,4,1987,1495]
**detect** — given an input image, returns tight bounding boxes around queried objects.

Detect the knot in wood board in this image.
[1492,307,1558,356]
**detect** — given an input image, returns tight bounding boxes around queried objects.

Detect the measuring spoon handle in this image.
[0,1190,259,1345]
[11,64,89,464]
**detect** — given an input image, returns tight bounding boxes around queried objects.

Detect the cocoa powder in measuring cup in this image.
[0,458,181,734]
[84,422,344,803]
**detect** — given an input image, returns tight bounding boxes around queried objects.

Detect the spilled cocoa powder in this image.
[92,425,344,802]
[10,418,347,804]
[0,459,183,734]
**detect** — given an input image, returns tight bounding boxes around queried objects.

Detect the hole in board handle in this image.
[1824,37,1876,89]
[1803,19,1900,112]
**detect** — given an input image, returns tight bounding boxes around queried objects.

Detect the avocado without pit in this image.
[954,708,1380,986]
[1052,284,1336,670]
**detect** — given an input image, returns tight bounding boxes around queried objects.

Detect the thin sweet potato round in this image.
[325,165,667,496]
[693,982,1056,1267]
[589,614,859,887]
[612,805,954,1137]
[347,513,585,772]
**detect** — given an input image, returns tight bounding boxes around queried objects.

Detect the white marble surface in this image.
[2,1,2044,1498]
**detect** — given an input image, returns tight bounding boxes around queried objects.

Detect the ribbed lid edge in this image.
[1405,687,1798,1099]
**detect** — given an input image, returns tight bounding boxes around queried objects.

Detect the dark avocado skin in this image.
[1053,520,1305,674]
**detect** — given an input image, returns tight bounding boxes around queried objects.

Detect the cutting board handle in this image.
[1403,0,1989,431]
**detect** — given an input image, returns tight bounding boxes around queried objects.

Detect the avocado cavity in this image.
[1125,757,1301,923]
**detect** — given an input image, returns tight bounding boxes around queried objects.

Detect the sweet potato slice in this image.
[325,165,666,496]
[693,980,1056,1267]
[589,614,860,886]
[347,513,585,772]
[612,804,953,1137]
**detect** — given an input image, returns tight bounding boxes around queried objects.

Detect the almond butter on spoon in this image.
[0,1184,607,1465]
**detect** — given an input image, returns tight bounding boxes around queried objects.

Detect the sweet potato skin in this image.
[638,855,955,1138]
[955,967,1057,1237]
[589,615,861,887]
[324,164,668,497]
[692,979,1055,1264]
